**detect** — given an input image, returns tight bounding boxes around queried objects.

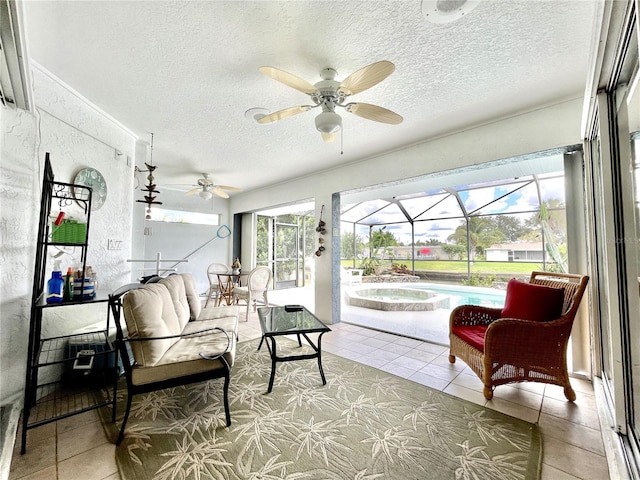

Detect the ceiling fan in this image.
[257,60,403,142]
[184,174,242,200]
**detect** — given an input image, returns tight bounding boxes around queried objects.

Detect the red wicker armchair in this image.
[449,271,589,401]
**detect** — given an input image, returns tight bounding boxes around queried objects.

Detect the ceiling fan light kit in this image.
[199,190,213,200]
[257,60,403,143]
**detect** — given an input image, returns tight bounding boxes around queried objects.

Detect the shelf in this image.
[25,380,115,429]
[21,154,115,454]
[36,331,112,367]
[35,289,110,308]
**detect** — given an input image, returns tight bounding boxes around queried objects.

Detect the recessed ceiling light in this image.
[245,107,270,122]
[421,0,480,24]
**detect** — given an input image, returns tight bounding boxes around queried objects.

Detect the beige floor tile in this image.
[355,354,389,369]
[392,336,424,348]
[417,363,461,382]
[10,425,56,479]
[491,384,544,411]
[342,342,379,355]
[10,465,57,480]
[332,348,363,362]
[542,396,601,430]
[402,348,438,363]
[429,353,467,371]
[378,342,413,356]
[386,355,430,371]
[378,363,416,379]
[451,372,485,392]
[485,398,540,423]
[57,419,109,461]
[407,370,450,390]
[366,349,402,364]
[541,463,581,479]
[414,342,448,355]
[442,383,487,406]
[542,435,609,480]
[360,337,391,349]
[538,413,605,456]
[57,442,118,480]
[508,380,547,396]
[56,409,100,434]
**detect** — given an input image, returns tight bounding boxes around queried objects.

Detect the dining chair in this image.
[232,266,273,321]
[204,262,230,307]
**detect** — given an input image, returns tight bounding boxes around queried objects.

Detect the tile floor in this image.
[9,310,611,480]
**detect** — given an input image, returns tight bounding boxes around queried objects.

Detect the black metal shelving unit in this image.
[20,153,117,454]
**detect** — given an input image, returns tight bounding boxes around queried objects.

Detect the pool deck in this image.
[269,283,455,345]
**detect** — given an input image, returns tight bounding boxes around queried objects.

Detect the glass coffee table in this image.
[257,306,331,393]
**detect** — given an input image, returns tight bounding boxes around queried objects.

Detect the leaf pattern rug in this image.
[100,338,541,480]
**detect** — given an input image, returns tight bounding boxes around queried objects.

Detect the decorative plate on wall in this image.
[73,167,107,210]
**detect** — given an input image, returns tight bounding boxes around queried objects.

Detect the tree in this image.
[340,231,365,259]
[447,217,505,260]
[370,227,399,250]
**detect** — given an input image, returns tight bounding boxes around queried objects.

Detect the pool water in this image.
[409,284,506,309]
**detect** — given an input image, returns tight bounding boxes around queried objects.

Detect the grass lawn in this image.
[342,259,544,275]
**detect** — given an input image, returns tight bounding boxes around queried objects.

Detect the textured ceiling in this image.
[22,0,599,195]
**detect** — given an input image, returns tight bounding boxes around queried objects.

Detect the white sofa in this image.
[109,273,239,445]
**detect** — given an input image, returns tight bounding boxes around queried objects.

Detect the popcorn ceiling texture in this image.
[0,67,137,404]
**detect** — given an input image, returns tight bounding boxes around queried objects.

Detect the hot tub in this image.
[346,287,450,311]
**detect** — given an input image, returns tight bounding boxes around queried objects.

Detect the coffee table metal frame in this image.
[257,306,331,393]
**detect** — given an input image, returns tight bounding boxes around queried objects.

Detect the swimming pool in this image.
[408,283,506,309]
[346,283,505,311]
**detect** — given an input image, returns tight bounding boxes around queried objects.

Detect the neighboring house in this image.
[485,242,544,262]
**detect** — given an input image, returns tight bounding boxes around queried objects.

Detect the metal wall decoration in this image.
[315,204,326,257]
[136,133,162,222]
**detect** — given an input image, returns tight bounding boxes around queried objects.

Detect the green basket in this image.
[51,220,87,244]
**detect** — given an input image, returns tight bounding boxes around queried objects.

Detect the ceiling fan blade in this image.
[215,185,242,192]
[257,105,311,124]
[338,60,395,96]
[185,187,200,196]
[259,66,319,95]
[211,187,230,199]
[321,132,337,143]
[345,102,403,125]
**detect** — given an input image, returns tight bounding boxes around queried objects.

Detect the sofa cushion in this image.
[501,278,565,322]
[122,284,182,366]
[452,325,487,352]
[158,275,191,330]
[132,316,237,385]
[180,273,202,321]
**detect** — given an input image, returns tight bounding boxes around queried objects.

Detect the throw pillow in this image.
[501,278,565,322]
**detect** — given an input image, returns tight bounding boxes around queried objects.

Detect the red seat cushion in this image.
[452,325,488,352]
[501,278,565,322]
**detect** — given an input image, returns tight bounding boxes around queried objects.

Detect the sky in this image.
[341,174,565,245]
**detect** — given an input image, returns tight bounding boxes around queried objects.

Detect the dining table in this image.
[216,272,247,306]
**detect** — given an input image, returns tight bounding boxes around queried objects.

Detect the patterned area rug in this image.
[101,338,541,480]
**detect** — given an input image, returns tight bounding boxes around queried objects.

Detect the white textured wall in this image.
[135,187,232,294]
[0,107,39,404]
[0,66,137,404]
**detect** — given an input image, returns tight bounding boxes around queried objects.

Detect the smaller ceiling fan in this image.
[257,60,403,142]
[185,174,242,199]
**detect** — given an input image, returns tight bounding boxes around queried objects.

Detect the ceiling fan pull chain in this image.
[340,124,344,155]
